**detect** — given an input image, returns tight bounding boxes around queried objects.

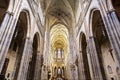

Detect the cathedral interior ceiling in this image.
[1,0,120,80]
[50,24,69,65]
[40,0,79,29]
[50,24,68,49]
[39,0,79,66]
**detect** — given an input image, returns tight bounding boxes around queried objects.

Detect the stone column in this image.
[86,44,94,80]
[0,12,13,71]
[106,11,120,66]
[0,11,12,41]
[68,29,77,80]
[87,36,103,80]
[0,13,20,73]
[0,0,22,70]
[21,39,32,80]
[78,51,86,80]
[16,37,31,80]
[41,28,50,80]
[99,0,120,73]
[34,51,41,80]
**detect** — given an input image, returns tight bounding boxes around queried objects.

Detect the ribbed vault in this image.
[50,24,69,56]
[39,0,80,29]
[50,24,69,71]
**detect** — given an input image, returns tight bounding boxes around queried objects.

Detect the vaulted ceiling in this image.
[39,0,79,61]
[39,0,80,66]
[40,0,79,29]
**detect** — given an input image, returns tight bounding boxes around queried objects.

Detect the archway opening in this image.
[27,33,39,80]
[92,10,117,79]
[112,0,120,20]
[53,66,57,78]
[0,0,9,26]
[0,12,28,80]
[50,24,69,80]
[81,33,91,80]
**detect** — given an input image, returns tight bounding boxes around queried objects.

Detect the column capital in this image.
[106,9,116,14]
[6,11,14,16]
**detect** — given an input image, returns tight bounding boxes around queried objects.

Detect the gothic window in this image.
[58,48,61,58]
[54,48,64,61]
[54,67,57,76]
